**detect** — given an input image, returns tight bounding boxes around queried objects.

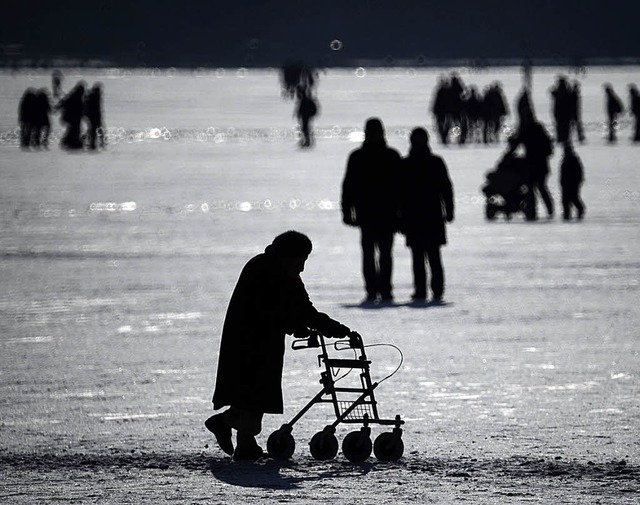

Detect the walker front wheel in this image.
[267,426,295,460]
[309,430,339,460]
[342,429,372,463]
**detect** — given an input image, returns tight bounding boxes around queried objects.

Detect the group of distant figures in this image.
[431,74,510,145]
[278,65,640,150]
[18,71,105,151]
[430,72,640,146]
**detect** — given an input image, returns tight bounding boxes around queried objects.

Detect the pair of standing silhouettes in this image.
[341,118,455,304]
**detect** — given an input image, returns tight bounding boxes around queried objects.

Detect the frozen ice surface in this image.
[0,67,638,503]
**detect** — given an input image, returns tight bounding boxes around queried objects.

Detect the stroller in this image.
[482,154,535,220]
[266,329,405,462]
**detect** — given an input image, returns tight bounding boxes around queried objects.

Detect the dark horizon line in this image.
[3,55,640,71]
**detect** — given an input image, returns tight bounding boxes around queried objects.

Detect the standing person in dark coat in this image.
[32,88,52,149]
[549,75,572,143]
[482,82,509,143]
[55,81,86,150]
[507,108,555,220]
[18,87,37,149]
[569,81,586,143]
[604,83,624,143]
[341,118,402,303]
[559,141,585,221]
[399,128,454,302]
[85,82,105,150]
[431,75,450,144]
[207,231,351,460]
[628,84,640,142]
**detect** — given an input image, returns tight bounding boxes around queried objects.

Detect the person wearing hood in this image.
[341,118,402,304]
[399,128,454,302]
[206,231,351,461]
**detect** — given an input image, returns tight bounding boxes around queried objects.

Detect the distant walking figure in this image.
[604,84,624,143]
[295,85,318,148]
[51,69,64,99]
[32,88,52,149]
[18,87,37,149]
[559,141,585,221]
[569,81,586,143]
[482,82,509,143]
[55,81,86,150]
[206,231,350,460]
[549,75,572,143]
[431,75,450,144]
[629,84,640,142]
[84,83,105,150]
[399,128,454,302]
[507,107,555,220]
[341,118,402,303]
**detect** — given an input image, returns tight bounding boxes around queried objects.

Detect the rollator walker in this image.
[267,329,405,462]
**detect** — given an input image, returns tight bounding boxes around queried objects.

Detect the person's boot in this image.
[205,414,234,456]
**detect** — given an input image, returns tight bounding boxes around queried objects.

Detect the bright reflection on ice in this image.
[348,131,365,142]
[89,202,137,212]
[237,201,252,212]
[317,199,336,210]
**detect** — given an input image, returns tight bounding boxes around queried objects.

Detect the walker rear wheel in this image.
[373,432,404,461]
[342,429,372,463]
[267,427,295,460]
[309,430,339,460]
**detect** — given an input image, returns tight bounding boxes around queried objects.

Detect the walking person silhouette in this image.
[206,231,351,461]
[559,141,585,221]
[399,128,454,303]
[341,118,402,304]
[295,85,318,148]
[604,84,624,143]
[507,103,555,220]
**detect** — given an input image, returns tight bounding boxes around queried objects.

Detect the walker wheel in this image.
[342,429,372,463]
[267,428,295,460]
[309,430,339,460]
[373,432,404,461]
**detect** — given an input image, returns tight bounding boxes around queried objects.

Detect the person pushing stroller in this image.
[505,106,554,220]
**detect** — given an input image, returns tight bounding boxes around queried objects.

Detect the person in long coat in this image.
[341,118,402,303]
[559,141,585,220]
[207,231,350,460]
[55,81,86,150]
[604,83,624,143]
[399,128,454,302]
[84,82,105,150]
[18,87,37,149]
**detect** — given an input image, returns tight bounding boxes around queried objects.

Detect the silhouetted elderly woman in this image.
[399,128,454,302]
[206,231,350,461]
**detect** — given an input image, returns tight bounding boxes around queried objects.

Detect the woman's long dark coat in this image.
[212,246,344,414]
[399,151,454,247]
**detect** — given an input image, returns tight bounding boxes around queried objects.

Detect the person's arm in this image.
[341,153,358,226]
[439,158,455,222]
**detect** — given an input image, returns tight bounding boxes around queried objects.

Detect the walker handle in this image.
[292,332,319,350]
[334,331,363,351]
